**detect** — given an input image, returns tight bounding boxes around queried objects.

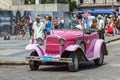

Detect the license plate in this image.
[41,56,52,62]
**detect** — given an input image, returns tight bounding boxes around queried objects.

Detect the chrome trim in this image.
[26,56,72,63]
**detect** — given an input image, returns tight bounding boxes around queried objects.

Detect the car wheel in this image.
[94,44,104,66]
[29,51,39,70]
[68,53,79,72]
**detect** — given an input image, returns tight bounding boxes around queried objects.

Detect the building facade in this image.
[0,0,69,11]
[0,0,69,35]
[75,0,120,11]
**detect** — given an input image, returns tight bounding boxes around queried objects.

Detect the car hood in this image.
[49,30,83,40]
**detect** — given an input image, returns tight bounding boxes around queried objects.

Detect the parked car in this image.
[25,29,108,72]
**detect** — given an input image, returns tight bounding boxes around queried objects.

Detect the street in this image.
[0,40,120,80]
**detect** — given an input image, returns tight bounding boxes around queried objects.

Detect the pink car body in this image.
[25,30,108,72]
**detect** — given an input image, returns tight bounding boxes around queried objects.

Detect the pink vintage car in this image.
[25,29,108,72]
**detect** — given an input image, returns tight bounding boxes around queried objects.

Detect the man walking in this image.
[97,15,105,39]
[32,15,46,41]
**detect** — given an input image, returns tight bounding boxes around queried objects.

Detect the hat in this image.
[97,15,102,19]
[109,15,113,18]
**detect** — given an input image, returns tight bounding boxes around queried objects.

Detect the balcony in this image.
[78,2,120,10]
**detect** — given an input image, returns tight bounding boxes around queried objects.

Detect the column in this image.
[35,0,39,5]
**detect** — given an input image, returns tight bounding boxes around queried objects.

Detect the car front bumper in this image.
[26,56,72,63]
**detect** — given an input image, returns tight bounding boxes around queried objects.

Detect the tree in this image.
[41,0,54,4]
[25,0,35,4]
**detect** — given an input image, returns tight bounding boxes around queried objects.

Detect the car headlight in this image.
[59,38,65,46]
[36,38,44,45]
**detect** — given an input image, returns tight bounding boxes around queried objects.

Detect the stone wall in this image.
[11,4,69,11]
[12,0,25,5]
[0,0,69,11]
[0,0,12,10]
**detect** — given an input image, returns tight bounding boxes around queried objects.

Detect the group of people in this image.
[30,15,52,40]
[18,13,120,41]
[17,15,52,41]
[71,13,120,38]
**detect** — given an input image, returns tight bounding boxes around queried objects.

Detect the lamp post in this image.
[54,0,57,3]
[112,0,114,10]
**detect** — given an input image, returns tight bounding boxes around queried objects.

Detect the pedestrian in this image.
[32,15,46,43]
[53,16,59,29]
[71,15,79,29]
[87,13,95,28]
[97,15,105,39]
[116,18,120,34]
[59,16,65,29]
[108,15,114,36]
[91,18,99,30]
[44,16,52,35]
[26,16,33,38]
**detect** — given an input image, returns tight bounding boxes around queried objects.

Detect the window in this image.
[80,0,83,4]
[117,0,120,2]
[93,0,96,4]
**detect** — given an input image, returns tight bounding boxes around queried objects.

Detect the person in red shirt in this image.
[105,25,114,36]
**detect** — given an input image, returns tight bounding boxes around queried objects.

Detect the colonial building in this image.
[74,0,120,11]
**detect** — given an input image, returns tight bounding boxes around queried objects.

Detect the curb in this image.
[0,61,29,65]
[105,38,120,44]
[0,38,120,65]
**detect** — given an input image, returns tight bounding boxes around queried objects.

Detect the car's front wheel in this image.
[29,51,39,70]
[68,53,79,72]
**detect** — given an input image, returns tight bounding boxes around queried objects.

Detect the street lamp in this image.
[54,0,57,3]
[112,0,114,10]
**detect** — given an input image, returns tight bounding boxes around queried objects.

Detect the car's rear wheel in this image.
[29,51,39,70]
[68,53,79,72]
[94,44,104,66]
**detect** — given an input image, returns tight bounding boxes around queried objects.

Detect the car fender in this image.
[25,44,44,56]
[65,44,83,52]
[93,39,104,58]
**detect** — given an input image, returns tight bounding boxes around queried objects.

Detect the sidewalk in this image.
[0,34,120,65]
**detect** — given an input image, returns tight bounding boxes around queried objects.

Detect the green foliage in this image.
[25,0,35,4]
[41,0,54,4]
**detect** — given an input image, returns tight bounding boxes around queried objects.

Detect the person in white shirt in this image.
[32,15,46,40]
[97,15,105,39]
[87,13,95,27]
[97,15,105,30]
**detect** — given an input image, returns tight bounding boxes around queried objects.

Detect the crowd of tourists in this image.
[18,13,120,41]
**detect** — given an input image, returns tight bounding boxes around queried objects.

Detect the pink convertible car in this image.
[25,29,108,72]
